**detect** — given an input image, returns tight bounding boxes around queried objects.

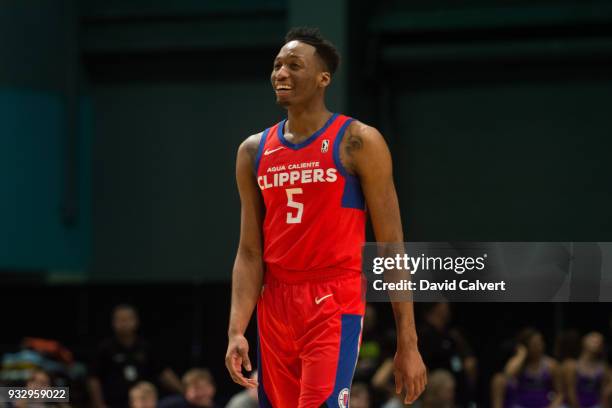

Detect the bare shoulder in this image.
[238,132,264,163]
[340,120,391,176]
[345,120,386,154]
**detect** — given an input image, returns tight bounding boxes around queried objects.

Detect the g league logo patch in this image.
[338,388,349,408]
[321,139,329,153]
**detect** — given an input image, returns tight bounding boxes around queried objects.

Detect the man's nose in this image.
[275,65,289,80]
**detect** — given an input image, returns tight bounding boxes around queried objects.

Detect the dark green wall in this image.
[0,0,91,278]
[367,0,612,241]
[90,73,283,282]
[392,65,612,241]
[84,1,287,281]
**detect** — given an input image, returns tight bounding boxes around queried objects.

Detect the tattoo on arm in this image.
[344,130,364,158]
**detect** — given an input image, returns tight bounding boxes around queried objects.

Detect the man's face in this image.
[350,389,370,408]
[270,40,330,107]
[130,389,156,408]
[185,378,215,407]
[113,308,139,336]
[583,332,604,355]
[27,371,50,389]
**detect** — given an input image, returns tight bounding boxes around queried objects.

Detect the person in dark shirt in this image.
[418,303,477,407]
[88,304,183,408]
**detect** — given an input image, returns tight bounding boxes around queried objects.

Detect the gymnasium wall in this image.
[1,0,611,282]
[0,0,91,279]
[367,0,612,241]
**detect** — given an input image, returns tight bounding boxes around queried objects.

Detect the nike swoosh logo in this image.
[315,294,333,305]
[264,146,286,156]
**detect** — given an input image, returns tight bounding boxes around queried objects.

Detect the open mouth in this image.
[275,85,293,93]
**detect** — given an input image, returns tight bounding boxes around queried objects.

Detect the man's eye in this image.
[290,64,300,69]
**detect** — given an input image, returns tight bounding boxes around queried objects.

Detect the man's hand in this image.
[393,345,427,404]
[225,334,258,389]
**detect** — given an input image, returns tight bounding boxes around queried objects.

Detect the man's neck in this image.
[116,333,136,347]
[286,103,331,140]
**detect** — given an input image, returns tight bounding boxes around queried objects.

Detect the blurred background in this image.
[1,0,612,407]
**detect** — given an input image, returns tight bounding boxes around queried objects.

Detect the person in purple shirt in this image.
[492,328,564,408]
[564,331,612,408]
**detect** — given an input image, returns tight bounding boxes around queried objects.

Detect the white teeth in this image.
[276,85,291,90]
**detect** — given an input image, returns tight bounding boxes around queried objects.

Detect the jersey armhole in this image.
[332,118,355,178]
[253,128,270,175]
[332,118,366,210]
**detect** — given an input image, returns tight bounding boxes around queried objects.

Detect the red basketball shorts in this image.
[256,273,366,408]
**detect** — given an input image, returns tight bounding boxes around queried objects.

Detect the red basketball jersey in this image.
[254,113,366,282]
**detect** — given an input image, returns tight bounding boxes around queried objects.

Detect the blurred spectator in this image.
[422,370,455,408]
[563,332,611,408]
[225,371,257,408]
[12,368,69,408]
[350,382,371,408]
[158,368,219,408]
[13,368,50,408]
[88,304,183,408]
[491,327,563,408]
[417,303,477,406]
[129,381,158,408]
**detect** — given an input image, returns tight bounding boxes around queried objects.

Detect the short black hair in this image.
[284,27,340,75]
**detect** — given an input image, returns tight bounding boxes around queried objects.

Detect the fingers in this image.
[225,351,255,388]
[239,346,252,372]
[404,374,416,404]
[399,369,428,404]
[394,370,402,394]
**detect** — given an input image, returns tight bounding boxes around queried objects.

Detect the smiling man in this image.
[225,27,426,408]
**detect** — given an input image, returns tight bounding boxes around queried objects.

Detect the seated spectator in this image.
[418,303,477,406]
[88,304,183,408]
[17,368,50,408]
[491,327,563,408]
[422,370,455,408]
[563,332,610,408]
[225,371,257,408]
[129,381,158,408]
[350,382,371,408]
[159,368,219,408]
[13,368,70,408]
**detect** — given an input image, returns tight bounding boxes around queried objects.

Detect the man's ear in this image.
[319,72,331,88]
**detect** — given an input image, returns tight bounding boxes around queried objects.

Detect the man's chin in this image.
[276,97,291,108]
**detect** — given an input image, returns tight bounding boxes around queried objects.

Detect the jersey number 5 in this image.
[285,188,303,224]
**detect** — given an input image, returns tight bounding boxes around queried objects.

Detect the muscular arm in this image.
[226,134,264,388]
[344,121,426,403]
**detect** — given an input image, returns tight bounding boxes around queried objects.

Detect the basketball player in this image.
[225,27,426,407]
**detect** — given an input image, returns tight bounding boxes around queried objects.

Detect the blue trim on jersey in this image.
[254,128,271,175]
[277,113,338,150]
[325,314,362,408]
[333,119,366,210]
[257,317,274,408]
